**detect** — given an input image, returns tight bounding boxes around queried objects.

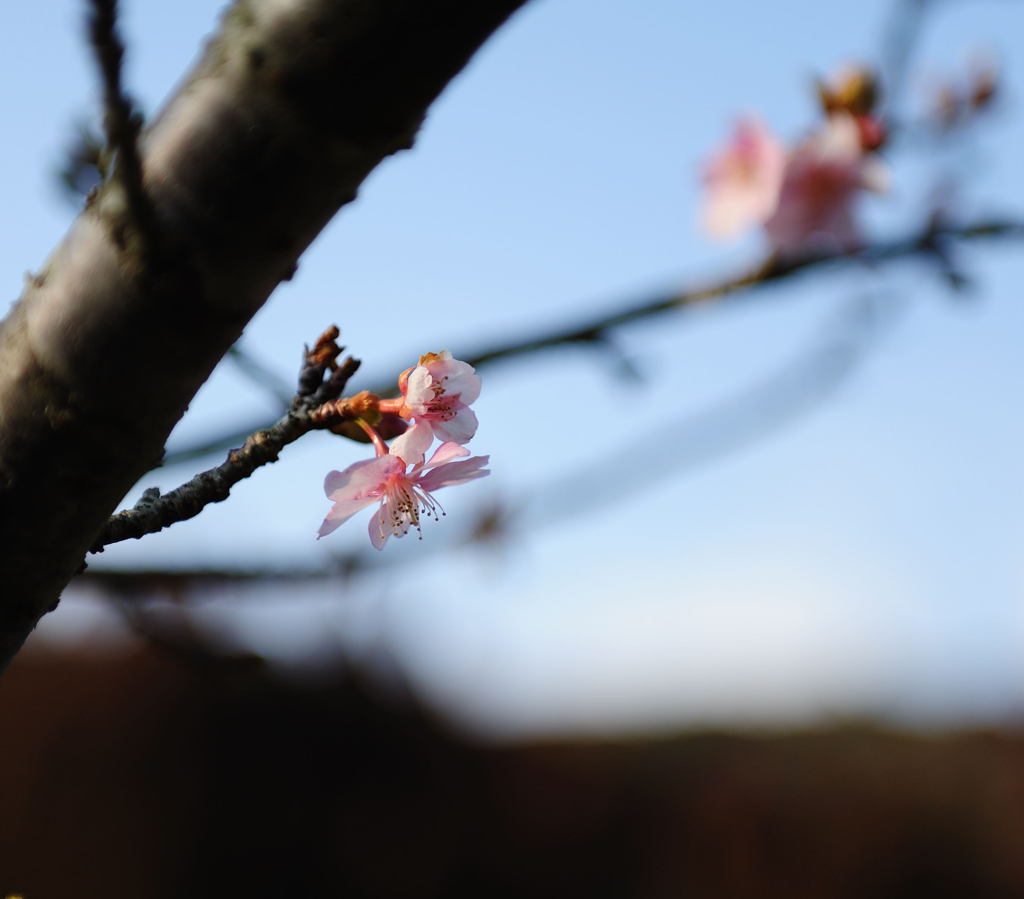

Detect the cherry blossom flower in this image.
[317,423,489,549]
[764,113,888,258]
[397,351,481,444]
[701,117,786,239]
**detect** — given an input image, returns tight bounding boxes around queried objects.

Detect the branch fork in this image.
[90,326,370,553]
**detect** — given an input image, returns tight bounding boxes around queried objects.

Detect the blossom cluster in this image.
[318,351,489,550]
[701,67,888,258]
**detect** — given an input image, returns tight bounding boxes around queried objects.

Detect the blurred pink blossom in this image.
[398,351,481,444]
[701,117,786,239]
[764,113,888,257]
[317,423,490,549]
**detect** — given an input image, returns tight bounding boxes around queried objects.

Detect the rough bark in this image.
[0,0,528,671]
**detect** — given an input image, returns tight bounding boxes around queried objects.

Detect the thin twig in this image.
[87,0,155,251]
[90,337,361,553]
[461,218,1024,369]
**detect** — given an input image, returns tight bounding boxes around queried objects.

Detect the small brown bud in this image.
[308,325,342,370]
[346,390,380,418]
[969,64,998,111]
[817,65,879,118]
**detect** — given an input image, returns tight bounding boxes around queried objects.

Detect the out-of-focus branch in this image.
[163,216,1024,467]
[533,291,901,526]
[879,0,1007,129]
[87,0,155,255]
[462,218,1022,368]
[91,329,361,552]
[225,343,294,409]
[880,0,933,118]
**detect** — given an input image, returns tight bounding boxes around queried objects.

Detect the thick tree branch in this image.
[0,0,529,672]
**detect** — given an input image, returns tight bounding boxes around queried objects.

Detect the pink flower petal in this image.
[417,455,490,493]
[318,457,401,540]
[433,358,481,405]
[860,157,889,194]
[324,457,396,500]
[318,495,377,537]
[423,441,470,470]
[762,113,884,258]
[317,515,347,540]
[430,406,478,444]
[389,422,433,464]
[701,117,786,239]
[401,353,481,433]
[368,505,390,550]
[403,366,435,408]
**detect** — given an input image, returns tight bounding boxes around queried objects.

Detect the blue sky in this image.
[6,0,1024,737]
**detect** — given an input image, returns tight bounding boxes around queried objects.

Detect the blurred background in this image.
[2,0,1024,895]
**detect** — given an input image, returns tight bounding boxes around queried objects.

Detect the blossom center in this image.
[377,469,445,541]
[424,380,458,421]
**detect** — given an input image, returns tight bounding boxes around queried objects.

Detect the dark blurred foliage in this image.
[3,646,1024,899]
